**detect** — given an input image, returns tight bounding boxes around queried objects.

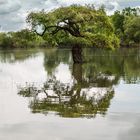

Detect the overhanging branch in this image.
[34,23,84,37]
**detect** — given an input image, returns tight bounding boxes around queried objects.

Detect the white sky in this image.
[0,0,140,31]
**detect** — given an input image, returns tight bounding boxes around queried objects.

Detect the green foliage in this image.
[111,7,140,47]
[0,6,139,49]
[111,11,125,35]
[27,5,119,49]
[122,7,140,16]
[0,29,46,48]
[0,33,13,48]
[10,29,39,48]
[124,17,140,45]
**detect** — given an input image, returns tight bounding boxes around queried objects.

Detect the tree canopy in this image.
[111,7,140,47]
[27,5,119,49]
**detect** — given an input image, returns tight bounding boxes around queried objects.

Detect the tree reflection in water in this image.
[18,63,115,118]
[17,48,140,118]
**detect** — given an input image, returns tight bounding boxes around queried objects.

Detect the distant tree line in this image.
[0,6,139,49]
[111,7,140,47]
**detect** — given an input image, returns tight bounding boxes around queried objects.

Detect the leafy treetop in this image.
[27,5,119,49]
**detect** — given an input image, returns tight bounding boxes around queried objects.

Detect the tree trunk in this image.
[72,63,82,83]
[72,45,82,63]
[72,63,82,100]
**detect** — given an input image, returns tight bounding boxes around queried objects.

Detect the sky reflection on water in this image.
[0,48,140,140]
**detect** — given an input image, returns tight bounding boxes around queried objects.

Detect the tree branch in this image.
[34,23,84,37]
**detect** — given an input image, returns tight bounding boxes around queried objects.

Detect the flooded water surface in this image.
[0,48,140,140]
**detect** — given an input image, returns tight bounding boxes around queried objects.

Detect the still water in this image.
[0,48,140,140]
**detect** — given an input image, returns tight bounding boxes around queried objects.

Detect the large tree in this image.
[27,5,119,63]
